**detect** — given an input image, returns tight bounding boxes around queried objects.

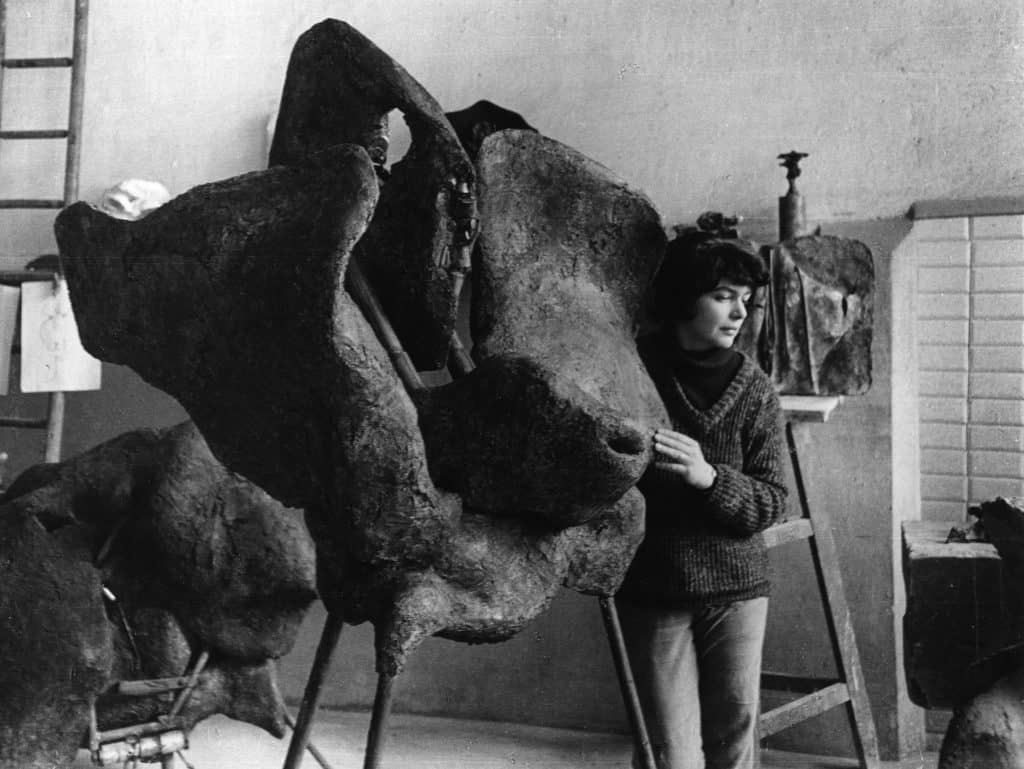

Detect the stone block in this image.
[971,318,1024,344]
[920,344,968,371]
[918,266,970,292]
[916,240,971,267]
[920,371,968,397]
[971,345,1024,372]
[913,217,969,241]
[920,422,966,449]
[903,520,1023,709]
[971,399,1024,426]
[974,267,1024,293]
[972,215,1024,240]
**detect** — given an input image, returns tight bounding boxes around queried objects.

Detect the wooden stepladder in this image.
[759,395,880,768]
[0,0,91,466]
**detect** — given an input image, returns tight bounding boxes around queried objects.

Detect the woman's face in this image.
[673,280,753,351]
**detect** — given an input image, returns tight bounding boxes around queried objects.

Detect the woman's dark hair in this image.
[651,234,769,322]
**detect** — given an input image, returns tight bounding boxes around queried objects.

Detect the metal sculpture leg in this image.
[599,596,657,769]
[363,670,397,769]
[283,612,345,769]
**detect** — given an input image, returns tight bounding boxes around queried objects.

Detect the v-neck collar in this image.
[652,332,755,433]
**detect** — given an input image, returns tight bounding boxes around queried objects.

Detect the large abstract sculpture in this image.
[27,15,875,769]
[50,19,668,769]
[0,422,316,769]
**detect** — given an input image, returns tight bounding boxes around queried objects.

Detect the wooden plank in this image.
[759,682,850,736]
[763,518,813,549]
[806,494,881,766]
[786,421,880,767]
[780,395,843,423]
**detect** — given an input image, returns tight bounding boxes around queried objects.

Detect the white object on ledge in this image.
[97,178,170,220]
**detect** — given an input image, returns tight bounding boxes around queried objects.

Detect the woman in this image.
[618,235,788,769]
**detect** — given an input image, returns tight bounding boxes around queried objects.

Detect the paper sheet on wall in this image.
[20,277,102,392]
[0,285,20,395]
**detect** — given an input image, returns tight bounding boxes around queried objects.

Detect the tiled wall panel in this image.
[914,212,1024,520]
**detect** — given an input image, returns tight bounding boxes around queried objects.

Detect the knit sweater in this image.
[618,331,788,607]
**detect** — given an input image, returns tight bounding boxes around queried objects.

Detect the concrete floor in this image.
[72,710,940,769]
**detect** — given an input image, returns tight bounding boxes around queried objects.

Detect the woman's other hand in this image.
[653,428,716,490]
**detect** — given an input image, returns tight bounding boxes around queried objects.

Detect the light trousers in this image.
[619,597,768,769]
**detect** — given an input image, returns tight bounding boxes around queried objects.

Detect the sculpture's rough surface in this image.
[56,131,664,677]
[0,422,316,769]
[272,19,476,370]
[43,19,671,765]
[761,235,874,395]
[939,665,1024,769]
[57,144,381,510]
[416,130,667,526]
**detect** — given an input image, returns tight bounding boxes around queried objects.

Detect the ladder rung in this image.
[761,671,842,694]
[0,270,60,284]
[759,682,851,737]
[762,517,814,548]
[0,199,64,209]
[0,417,49,430]
[2,57,74,68]
[0,129,69,140]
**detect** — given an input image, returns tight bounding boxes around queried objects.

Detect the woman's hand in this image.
[653,428,717,490]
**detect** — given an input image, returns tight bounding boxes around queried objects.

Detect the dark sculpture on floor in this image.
[0,422,316,769]
[938,497,1024,768]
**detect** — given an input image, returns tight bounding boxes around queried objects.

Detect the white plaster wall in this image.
[3,0,1023,262]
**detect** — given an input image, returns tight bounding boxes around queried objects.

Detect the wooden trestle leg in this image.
[283,612,345,769]
[600,596,658,769]
[363,670,397,769]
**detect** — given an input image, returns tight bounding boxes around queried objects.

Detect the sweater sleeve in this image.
[703,385,788,535]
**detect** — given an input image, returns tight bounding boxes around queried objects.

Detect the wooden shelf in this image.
[780,395,843,423]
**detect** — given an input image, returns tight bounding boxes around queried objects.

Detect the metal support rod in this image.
[446,331,474,379]
[116,675,191,697]
[362,670,396,769]
[97,717,186,744]
[345,259,424,393]
[284,710,337,769]
[599,596,657,769]
[43,391,65,462]
[88,698,100,756]
[167,648,210,718]
[283,612,345,769]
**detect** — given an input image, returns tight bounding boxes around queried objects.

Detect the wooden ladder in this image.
[759,395,880,767]
[0,0,90,464]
